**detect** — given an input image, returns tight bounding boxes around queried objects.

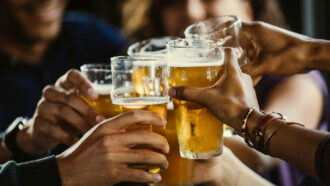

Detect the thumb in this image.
[168,86,204,103]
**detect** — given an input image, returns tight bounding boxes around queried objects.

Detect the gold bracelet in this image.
[241,108,254,147]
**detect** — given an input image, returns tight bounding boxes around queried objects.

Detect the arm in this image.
[242,21,330,77]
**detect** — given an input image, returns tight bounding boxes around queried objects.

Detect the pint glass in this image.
[128,38,194,185]
[167,39,225,159]
[184,15,247,66]
[80,64,116,118]
[111,56,168,173]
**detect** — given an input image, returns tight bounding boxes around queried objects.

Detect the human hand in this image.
[241,21,312,77]
[169,48,259,132]
[56,110,169,186]
[17,70,105,156]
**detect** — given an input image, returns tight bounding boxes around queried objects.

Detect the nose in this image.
[184,0,207,24]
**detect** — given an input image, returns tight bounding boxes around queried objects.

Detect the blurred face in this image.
[161,0,253,37]
[0,0,67,43]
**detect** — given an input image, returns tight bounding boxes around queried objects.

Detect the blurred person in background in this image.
[120,0,329,185]
[0,0,127,163]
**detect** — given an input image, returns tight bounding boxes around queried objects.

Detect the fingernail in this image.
[96,115,105,123]
[168,88,176,98]
[87,88,98,100]
[155,174,162,182]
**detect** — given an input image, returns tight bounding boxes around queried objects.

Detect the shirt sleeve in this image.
[315,134,330,185]
[0,156,62,186]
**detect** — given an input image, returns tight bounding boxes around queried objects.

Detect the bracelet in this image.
[241,108,254,147]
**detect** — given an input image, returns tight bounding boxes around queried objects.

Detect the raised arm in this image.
[242,21,330,77]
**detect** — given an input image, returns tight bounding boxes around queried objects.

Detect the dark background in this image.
[66,0,330,89]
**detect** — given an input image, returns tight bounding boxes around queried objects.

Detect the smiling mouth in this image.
[27,1,64,23]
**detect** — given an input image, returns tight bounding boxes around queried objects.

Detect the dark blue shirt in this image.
[0,11,126,131]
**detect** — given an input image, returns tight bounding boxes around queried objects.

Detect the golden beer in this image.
[82,84,116,118]
[113,97,167,173]
[169,60,224,159]
[157,106,194,186]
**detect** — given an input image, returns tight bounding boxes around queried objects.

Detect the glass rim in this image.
[80,63,111,72]
[127,36,179,56]
[111,55,167,65]
[166,38,224,49]
[184,15,241,38]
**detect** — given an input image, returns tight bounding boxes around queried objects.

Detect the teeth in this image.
[35,2,58,14]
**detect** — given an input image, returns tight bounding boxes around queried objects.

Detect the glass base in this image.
[179,148,223,159]
[151,183,193,186]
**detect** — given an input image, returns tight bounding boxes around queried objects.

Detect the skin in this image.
[0,70,105,163]
[241,21,330,77]
[0,0,67,63]
[161,0,324,178]
[56,110,170,186]
[169,48,328,182]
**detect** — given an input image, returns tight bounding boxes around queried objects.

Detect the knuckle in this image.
[42,85,54,97]
[67,69,78,79]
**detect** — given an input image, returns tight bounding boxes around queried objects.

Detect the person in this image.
[120,0,328,185]
[0,0,126,163]
[0,109,169,186]
[169,23,330,185]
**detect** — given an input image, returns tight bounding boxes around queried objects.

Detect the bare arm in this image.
[242,21,330,77]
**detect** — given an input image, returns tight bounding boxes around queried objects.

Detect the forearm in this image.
[247,110,328,180]
[305,39,330,72]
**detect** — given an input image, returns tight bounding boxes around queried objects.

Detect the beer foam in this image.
[112,97,168,106]
[168,59,224,67]
[92,84,112,95]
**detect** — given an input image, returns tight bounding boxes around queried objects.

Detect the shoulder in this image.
[61,11,127,49]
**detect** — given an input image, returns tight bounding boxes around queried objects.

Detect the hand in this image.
[169,48,259,131]
[241,21,312,77]
[17,70,105,156]
[56,110,169,186]
[55,69,98,101]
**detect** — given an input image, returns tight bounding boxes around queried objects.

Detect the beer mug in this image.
[167,38,225,159]
[128,38,194,186]
[111,55,168,173]
[80,64,116,118]
[184,15,247,66]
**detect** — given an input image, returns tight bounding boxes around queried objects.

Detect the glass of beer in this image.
[167,38,225,159]
[128,38,194,186]
[184,15,247,66]
[80,64,116,118]
[111,55,168,173]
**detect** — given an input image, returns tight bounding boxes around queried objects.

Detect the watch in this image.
[3,117,35,162]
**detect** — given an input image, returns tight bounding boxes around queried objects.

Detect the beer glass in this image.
[127,36,178,56]
[80,64,116,118]
[128,38,194,186]
[111,55,168,173]
[184,15,247,66]
[167,38,225,159]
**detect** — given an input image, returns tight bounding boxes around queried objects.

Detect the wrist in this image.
[17,121,47,156]
[56,155,75,186]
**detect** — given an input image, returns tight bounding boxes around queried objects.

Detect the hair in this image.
[121,0,288,42]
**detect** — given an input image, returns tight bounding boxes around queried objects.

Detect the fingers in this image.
[123,169,162,183]
[55,69,98,100]
[111,149,168,169]
[168,86,205,103]
[43,86,104,126]
[98,110,166,133]
[110,130,169,154]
